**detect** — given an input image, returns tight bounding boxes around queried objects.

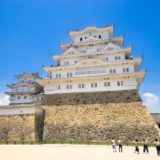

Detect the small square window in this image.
[113,69,116,73]
[104,82,110,87]
[117,82,120,86]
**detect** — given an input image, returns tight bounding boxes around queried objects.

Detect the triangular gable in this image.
[101,42,121,52]
[62,47,80,55]
[83,36,99,43]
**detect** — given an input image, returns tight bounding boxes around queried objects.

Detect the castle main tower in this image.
[37,25,145,95]
[37,25,160,142]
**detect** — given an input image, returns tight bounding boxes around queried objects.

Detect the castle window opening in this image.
[104,82,110,87]
[91,83,97,88]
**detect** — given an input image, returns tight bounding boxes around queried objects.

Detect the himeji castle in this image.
[37,25,146,94]
[0,24,159,143]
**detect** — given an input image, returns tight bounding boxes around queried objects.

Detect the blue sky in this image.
[0,0,160,112]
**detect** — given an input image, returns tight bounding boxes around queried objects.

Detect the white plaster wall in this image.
[19,78,35,83]
[59,53,126,67]
[78,45,106,53]
[44,79,137,94]
[51,63,135,79]
[74,32,109,43]
[12,87,35,92]
[60,58,82,66]
[0,108,42,116]
[10,95,39,104]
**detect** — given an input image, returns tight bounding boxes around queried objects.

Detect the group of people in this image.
[110,138,160,156]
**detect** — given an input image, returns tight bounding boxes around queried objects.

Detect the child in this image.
[143,139,149,153]
[111,138,117,152]
[134,139,140,154]
[155,139,160,156]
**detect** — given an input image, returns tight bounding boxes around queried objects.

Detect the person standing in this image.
[143,139,149,153]
[155,139,160,156]
[111,138,117,152]
[134,139,140,154]
[117,138,123,152]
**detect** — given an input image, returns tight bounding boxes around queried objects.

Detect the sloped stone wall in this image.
[42,90,160,142]
[0,90,159,142]
[0,113,43,142]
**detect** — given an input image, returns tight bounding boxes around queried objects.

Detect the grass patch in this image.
[0,141,155,147]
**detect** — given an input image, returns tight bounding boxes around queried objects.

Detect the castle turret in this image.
[6,72,43,105]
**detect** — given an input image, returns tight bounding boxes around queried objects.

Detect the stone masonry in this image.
[0,90,159,142]
[42,90,160,142]
[0,106,44,142]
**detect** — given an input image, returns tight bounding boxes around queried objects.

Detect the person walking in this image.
[155,139,160,156]
[111,138,117,152]
[134,139,140,154]
[117,138,123,152]
[143,139,149,153]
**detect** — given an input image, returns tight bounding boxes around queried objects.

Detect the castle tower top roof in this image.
[15,72,39,80]
[69,24,114,42]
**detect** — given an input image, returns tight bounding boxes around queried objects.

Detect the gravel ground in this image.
[0,144,159,160]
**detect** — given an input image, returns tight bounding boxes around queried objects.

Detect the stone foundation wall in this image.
[42,103,160,142]
[42,90,142,105]
[0,90,159,142]
[42,90,160,142]
[0,113,43,142]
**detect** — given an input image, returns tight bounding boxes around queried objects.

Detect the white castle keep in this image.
[5,25,146,105]
[37,25,146,95]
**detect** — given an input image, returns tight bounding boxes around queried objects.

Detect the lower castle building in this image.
[0,25,159,142]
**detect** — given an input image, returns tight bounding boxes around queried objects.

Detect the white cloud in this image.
[143,92,159,107]
[0,94,9,106]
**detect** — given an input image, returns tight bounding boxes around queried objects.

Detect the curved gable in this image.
[75,58,106,67]
[62,47,80,55]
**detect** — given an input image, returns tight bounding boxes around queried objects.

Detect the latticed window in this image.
[67,73,72,78]
[78,83,85,88]
[75,65,106,76]
[123,68,129,73]
[104,82,110,87]
[91,83,97,88]
[56,73,61,78]
[117,81,124,86]
[64,61,69,66]
[57,85,61,90]
[109,69,116,74]
[66,84,72,89]
[105,57,109,61]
